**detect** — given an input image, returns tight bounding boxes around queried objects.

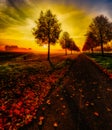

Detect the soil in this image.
[19,53,112,130]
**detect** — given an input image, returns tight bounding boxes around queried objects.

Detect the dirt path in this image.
[19,54,112,130]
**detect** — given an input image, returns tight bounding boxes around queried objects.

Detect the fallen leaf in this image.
[53,122,58,127]
[94,112,99,117]
[106,107,111,112]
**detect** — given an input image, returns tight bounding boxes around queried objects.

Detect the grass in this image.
[86,53,112,73]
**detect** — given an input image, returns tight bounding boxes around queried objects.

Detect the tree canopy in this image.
[33,10,61,60]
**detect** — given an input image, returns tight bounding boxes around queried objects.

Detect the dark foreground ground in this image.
[19,54,112,130]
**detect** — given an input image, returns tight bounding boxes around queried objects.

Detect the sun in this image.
[43,44,47,48]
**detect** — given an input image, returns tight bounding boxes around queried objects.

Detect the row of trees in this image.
[83,15,112,56]
[60,32,80,55]
[33,10,80,61]
[33,10,112,58]
[5,45,31,52]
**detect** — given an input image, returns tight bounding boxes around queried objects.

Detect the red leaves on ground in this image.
[94,112,99,117]
[0,58,69,129]
[1,105,6,111]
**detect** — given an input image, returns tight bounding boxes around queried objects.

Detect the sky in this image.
[0,0,112,52]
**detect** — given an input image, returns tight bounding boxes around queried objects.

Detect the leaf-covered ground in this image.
[19,53,112,130]
[0,52,77,129]
[0,53,112,130]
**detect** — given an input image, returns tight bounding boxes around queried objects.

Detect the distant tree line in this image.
[5,45,31,52]
[60,32,80,55]
[5,45,18,51]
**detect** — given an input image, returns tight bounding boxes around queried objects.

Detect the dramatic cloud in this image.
[0,0,112,50]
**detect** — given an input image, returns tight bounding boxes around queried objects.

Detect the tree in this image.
[60,32,71,55]
[88,15,112,56]
[82,32,97,53]
[33,10,61,60]
[69,39,80,54]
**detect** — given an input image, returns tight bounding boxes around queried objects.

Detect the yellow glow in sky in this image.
[0,1,93,52]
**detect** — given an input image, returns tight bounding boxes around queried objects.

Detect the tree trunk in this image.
[101,42,104,56]
[48,42,50,61]
[48,41,54,69]
[48,20,51,61]
[91,48,94,54]
[100,31,104,56]
[65,49,67,55]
